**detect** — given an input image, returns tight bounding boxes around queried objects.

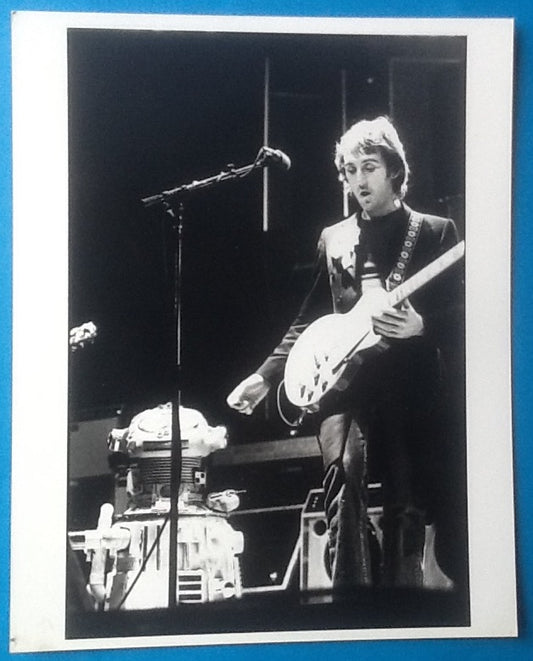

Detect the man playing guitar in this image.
[227,117,465,592]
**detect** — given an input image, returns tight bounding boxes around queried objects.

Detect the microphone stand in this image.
[141,147,274,208]
[141,147,274,609]
[166,199,182,610]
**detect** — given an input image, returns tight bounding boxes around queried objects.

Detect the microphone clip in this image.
[256,146,291,171]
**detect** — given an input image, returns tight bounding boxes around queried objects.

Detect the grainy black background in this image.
[68,29,465,443]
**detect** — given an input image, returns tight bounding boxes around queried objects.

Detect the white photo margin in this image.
[10,11,515,653]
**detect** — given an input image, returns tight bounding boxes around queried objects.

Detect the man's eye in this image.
[345,167,357,175]
[363,165,376,173]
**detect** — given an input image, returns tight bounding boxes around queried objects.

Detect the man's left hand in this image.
[371,298,424,339]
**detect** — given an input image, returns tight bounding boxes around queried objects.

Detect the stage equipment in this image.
[299,487,383,592]
[141,146,291,208]
[299,489,331,591]
[298,487,454,591]
[69,404,244,609]
[140,145,291,606]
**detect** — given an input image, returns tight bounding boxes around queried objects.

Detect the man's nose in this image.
[356,172,367,188]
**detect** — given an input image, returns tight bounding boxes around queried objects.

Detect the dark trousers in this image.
[316,344,441,589]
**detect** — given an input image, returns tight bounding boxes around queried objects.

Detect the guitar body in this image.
[285,241,465,411]
[284,288,387,410]
[283,240,464,411]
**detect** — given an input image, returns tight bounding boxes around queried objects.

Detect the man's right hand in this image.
[226,373,270,416]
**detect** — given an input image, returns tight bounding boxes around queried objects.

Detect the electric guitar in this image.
[284,241,464,411]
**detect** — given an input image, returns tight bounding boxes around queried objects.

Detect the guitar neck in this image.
[386,240,465,306]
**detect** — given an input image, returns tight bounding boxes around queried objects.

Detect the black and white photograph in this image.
[10,13,516,652]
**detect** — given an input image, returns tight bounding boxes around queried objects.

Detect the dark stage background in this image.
[68,29,465,449]
[64,26,470,636]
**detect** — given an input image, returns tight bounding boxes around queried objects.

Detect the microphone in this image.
[258,146,291,171]
[141,147,292,208]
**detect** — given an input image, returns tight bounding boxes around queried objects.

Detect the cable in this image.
[115,512,170,610]
[276,380,304,428]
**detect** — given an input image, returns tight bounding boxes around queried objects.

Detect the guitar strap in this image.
[385,211,423,291]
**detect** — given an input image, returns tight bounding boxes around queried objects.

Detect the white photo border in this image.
[10,11,515,653]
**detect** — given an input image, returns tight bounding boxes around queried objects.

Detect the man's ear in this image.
[388,167,401,182]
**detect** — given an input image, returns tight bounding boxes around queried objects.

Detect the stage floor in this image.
[66,584,470,641]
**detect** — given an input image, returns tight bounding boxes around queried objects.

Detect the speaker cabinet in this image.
[299,487,384,591]
[299,489,332,591]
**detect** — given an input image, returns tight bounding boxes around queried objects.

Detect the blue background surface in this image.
[1,0,531,659]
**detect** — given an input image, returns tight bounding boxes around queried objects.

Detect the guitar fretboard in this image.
[387,240,465,307]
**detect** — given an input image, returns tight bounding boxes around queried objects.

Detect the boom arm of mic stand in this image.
[141,159,262,209]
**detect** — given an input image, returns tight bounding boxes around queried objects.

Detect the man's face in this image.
[342,150,398,218]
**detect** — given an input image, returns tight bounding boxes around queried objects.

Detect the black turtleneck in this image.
[356,205,409,283]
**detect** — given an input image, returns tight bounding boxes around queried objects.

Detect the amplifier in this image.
[299,487,383,592]
[299,489,331,591]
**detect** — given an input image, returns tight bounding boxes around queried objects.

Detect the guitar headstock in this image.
[69,321,98,352]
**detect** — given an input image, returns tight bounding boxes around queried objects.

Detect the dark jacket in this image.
[256,203,464,392]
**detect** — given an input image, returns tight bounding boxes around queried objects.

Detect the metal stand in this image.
[141,146,278,608]
[164,201,183,609]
